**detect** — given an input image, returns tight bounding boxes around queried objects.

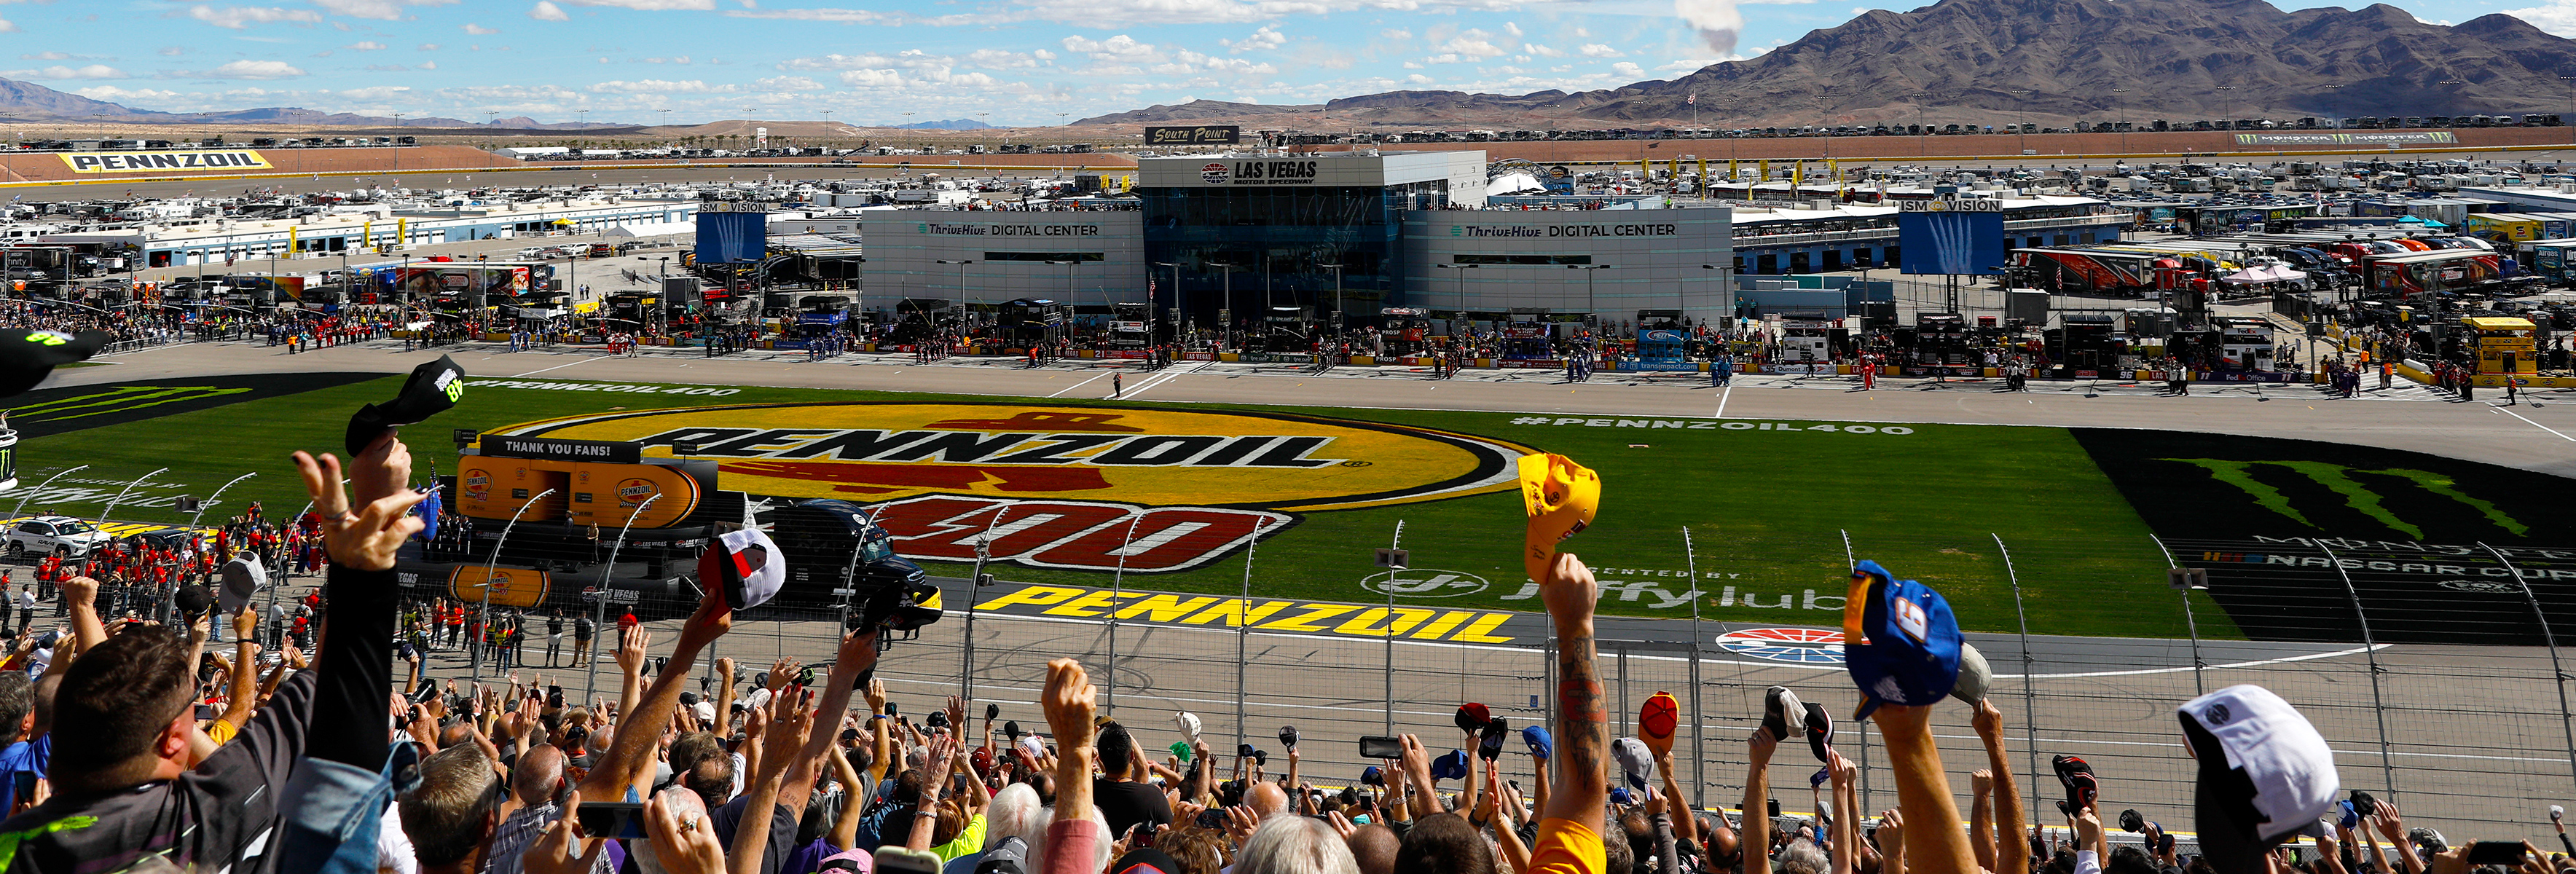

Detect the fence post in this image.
[1995,534,2044,824]
[2481,541,2576,795]
[1236,519,1266,755]
[2150,535,2208,696]
[2314,543,2400,799]
[1104,510,1149,717]
[1386,520,1405,737]
[1682,527,1703,809]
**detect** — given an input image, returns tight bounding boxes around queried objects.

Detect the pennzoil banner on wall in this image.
[60,150,272,174]
[489,403,1539,572]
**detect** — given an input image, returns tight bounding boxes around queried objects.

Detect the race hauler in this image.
[997,298,1067,350]
[1501,320,1553,361]
[1110,302,1153,350]
[2212,316,2279,371]
[2465,316,2540,382]
[1778,312,1836,363]
[1379,307,1432,355]
[2363,248,2502,299]
[1631,311,1695,371]
[1912,312,1970,371]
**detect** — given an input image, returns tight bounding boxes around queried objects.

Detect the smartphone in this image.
[1767,799,1782,818]
[1195,808,1227,830]
[2350,790,2377,818]
[576,801,650,840]
[873,848,942,874]
[1359,736,1405,760]
[194,704,218,720]
[2469,843,2529,866]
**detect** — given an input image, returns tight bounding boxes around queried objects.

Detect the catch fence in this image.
[435,526,2576,846]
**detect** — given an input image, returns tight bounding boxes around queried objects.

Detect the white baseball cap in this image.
[2178,685,2339,873]
[702,527,787,612]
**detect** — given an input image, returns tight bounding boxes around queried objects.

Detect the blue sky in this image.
[1,0,2563,127]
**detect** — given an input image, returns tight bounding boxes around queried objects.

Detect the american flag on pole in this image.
[1687,92,1697,106]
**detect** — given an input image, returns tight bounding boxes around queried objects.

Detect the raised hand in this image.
[524,790,608,874]
[1041,658,1097,749]
[645,790,726,874]
[613,624,650,676]
[291,441,425,572]
[766,658,801,692]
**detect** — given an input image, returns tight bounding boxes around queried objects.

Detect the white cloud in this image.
[1673,0,1743,52]
[1222,24,1285,52]
[417,42,440,50]
[418,60,436,68]
[554,0,714,9]
[1061,34,1158,59]
[2505,0,2576,35]
[1503,20,1521,36]
[1523,42,1563,57]
[71,86,186,103]
[966,48,1048,68]
[1405,74,1432,84]
[158,46,186,55]
[4,65,130,79]
[186,5,325,28]
[1401,60,1423,68]
[343,40,386,49]
[530,0,569,19]
[307,0,460,20]
[336,84,411,101]
[1611,61,1643,77]
[22,52,113,61]
[1577,43,1622,57]
[837,68,904,87]
[753,74,822,90]
[1434,29,1505,58]
[1656,58,1722,71]
[171,59,309,79]
[592,78,737,92]
[463,22,500,33]
[0,17,15,34]
[1380,28,1409,39]
[363,63,409,71]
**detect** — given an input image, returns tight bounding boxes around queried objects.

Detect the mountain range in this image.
[1078,0,2576,127]
[5,0,2573,132]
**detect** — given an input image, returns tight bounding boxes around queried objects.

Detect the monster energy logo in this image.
[2164,459,2527,539]
[5,386,250,424]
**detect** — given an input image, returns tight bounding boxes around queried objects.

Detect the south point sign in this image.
[1200,159,1322,186]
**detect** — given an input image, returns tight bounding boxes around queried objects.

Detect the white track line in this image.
[1715,382,1733,418]
[1119,361,1207,398]
[1045,371,1112,398]
[2496,405,2576,442]
[505,355,612,379]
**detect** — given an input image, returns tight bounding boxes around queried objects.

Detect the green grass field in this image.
[9,373,2242,640]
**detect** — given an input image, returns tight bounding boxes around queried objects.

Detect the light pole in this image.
[820,109,833,152]
[1568,264,1611,326]
[1315,261,1346,336]
[937,259,975,310]
[1206,261,1236,343]
[1153,261,1190,345]
[2325,84,2344,130]
[2111,87,2132,154]
[2008,90,2033,155]
[2215,85,2239,129]
[1703,264,1735,329]
[1044,259,1080,315]
[1434,263,1477,320]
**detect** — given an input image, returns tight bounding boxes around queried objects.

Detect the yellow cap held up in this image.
[1519,453,1601,586]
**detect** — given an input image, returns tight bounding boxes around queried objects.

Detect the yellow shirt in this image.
[931,813,987,862]
[1528,818,1606,874]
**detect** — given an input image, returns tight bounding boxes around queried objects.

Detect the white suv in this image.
[7,516,111,559]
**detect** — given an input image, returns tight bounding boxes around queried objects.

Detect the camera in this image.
[928,711,951,730]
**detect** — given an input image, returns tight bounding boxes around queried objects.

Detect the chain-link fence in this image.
[34,487,2548,848]
[421,527,2573,849]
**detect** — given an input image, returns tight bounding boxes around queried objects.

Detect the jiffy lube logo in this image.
[492,403,1536,572]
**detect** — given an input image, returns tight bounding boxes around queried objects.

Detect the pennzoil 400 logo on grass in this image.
[493,403,1536,572]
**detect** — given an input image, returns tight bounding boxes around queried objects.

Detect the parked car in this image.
[6,516,111,558]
